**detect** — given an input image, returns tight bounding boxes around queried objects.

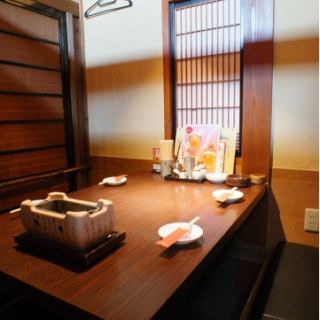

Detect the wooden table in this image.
[0,173,266,320]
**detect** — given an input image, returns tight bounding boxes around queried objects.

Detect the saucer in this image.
[212,189,244,203]
[99,176,127,186]
[158,222,203,245]
[206,172,227,184]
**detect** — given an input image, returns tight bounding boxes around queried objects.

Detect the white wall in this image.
[82,0,319,170]
[83,0,164,159]
[272,0,319,170]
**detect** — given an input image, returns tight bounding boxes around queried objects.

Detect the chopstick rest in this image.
[156,216,200,248]
[98,174,127,185]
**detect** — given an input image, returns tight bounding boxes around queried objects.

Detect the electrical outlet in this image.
[304,208,319,232]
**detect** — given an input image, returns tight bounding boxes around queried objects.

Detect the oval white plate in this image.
[158,222,203,245]
[206,173,228,184]
[212,189,244,203]
[100,176,127,186]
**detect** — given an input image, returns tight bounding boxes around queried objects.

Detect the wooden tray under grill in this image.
[14,231,126,267]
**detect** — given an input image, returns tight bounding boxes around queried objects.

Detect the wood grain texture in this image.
[0,147,67,181]
[161,0,274,178]
[0,173,266,319]
[162,0,173,139]
[0,178,68,212]
[0,32,61,69]
[65,13,90,189]
[0,65,62,94]
[241,0,274,180]
[271,169,319,247]
[35,0,79,17]
[0,1,59,43]
[0,123,65,151]
[0,95,64,120]
[89,156,153,185]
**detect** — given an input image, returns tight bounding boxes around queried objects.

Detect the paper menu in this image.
[182,125,220,171]
[220,128,237,174]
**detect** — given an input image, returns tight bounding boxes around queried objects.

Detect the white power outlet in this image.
[304,208,319,232]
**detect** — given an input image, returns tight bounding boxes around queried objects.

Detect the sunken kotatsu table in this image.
[0,173,266,319]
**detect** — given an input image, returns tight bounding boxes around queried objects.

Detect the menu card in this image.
[182,125,220,172]
[219,128,237,174]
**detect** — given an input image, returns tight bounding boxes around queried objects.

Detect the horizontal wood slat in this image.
[0,64,62,94]
[0,95,64,120]
[0,32,60,69]
[0,123,65,152]
[0,178,69,212]
[35,0,79,18]
[0,147,67,181]
[0,2,59,43]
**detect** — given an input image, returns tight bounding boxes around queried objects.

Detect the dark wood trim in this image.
[241,0,274,181]
[161,0,274,180]
[0,59,61,72]
[0,90,63,97]
[65,12,90,188]
[0,144,65,156]
[0,165,89,188]
[162,0,172,139]
[0,119,64,124]
[0,29,60,45]
[35,0,79,17]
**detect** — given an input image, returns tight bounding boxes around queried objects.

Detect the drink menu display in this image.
[176,125,237,174]
[182,125,220,173]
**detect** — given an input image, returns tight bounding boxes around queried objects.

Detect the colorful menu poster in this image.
[182,125,220,172]
[220,128,237,174]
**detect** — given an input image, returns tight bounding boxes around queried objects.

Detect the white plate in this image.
[212,189,244,203]
[99,176,127,186]
[158,222,203,245]
[206,173,228,184]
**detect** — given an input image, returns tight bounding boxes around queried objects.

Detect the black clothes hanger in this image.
[84,0,133,19]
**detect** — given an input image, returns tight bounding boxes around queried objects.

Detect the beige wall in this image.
[83,0,164,159]
[272,0,319,170]
[83,0,318,170]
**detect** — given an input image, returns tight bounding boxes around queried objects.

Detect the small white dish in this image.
[158,222,203,245]
[206,172,228,184]
[99,176,127,186]
[212,189,244,203]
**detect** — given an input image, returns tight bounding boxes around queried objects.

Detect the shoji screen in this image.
[173,0,242,146]
[0,1,80,211]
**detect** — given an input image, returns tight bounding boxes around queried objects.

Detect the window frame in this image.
[162,0,273,180]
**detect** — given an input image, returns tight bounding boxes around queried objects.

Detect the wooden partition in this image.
[162,0,274,180]
[0,0,88,212]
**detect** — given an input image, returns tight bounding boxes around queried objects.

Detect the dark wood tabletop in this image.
[0,173,266,320]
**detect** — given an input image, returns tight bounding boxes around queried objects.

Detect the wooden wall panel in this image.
[0,65,62,94]
[0,178,69,212]
[34,0,79,17]
[0,95,64,120]
[241,0,274,179]
[0,123,65,151]
[89,156,153,185]
[271,169,319,247]
[0,2,59,43]
[0,33,60,69]
[0,147,67,181]
[0,0,89,212]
